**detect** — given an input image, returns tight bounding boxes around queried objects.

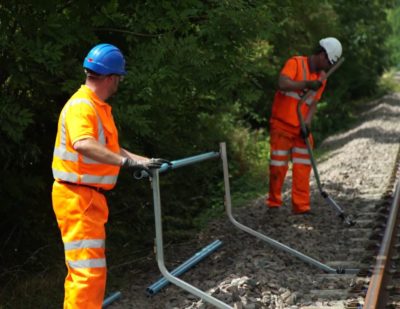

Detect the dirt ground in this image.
[108,93,400,309]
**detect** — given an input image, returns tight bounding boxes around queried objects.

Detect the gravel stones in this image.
[109,93,400,308]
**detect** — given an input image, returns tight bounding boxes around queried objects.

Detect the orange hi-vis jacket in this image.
[52,85,121,190]
[270,56,327,135]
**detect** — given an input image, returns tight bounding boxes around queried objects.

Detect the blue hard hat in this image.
[83,43,126,75]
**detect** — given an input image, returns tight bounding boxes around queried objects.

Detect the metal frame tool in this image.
[296,58,355,226]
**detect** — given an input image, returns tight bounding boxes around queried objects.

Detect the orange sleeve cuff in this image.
[71,135,96,146]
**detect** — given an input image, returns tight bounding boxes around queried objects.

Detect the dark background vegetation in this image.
[1,0,399,307]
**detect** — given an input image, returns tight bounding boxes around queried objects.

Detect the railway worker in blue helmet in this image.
[51,43,171,308]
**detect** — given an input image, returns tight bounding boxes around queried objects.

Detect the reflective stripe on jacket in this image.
[270,56,326,134]
[52,85,120,190]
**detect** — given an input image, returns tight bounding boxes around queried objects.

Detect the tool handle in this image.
[297,58,345,195]
[301,57,345,103]
[323,57,345,80]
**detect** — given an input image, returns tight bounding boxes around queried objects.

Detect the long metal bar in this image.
[220,142,359,274]
[297,103,351,221]
[151,169,233,309]
[135,151,220,179]
[102,291,121,308]
[296,59,354,226]
[297,58,344,193]
[102,154,220,307]
[363,180,400,308]
[146,239,223,296]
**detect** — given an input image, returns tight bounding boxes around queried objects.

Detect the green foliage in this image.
[387,5,400,68]
[329,0,393,99]
[0,0,398,307]
[194,127,269,228]
[378,68,400,93]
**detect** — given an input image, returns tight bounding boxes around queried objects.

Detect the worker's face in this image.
[319,52,333,71]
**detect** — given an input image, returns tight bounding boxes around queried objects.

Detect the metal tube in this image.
[146,240,223,295]
[295,59,355,226]
[160,152,220,172]
[151,170,233,309]
[297,58,345,192]
[136,151,220,179]
[219,142,358,274]
[325,195,345,215]
[303,135,324,192]
[102,291,121,308]
[299,111,354,225]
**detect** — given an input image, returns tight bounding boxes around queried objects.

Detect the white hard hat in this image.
[319,37,342,64]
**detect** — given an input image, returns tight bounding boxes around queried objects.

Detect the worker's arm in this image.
[278,75,322,92]
[74,138,163,173]
[120,148,149,163]
[279,74,321,127]
[73,138,170,172]
[74,138,125,166]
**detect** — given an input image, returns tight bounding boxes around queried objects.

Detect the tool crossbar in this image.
[146,239,223,296]
[136,152,220,179]
[150,151,232,309]
[219,142,359,275]
[146,143,358,309]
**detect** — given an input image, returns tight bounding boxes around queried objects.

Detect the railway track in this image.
[355,149,400,309]
[300,159,400,309]
[109,94,400,309]
[294,97,400,309]
[276,149,400,309]
[290,100,400,309]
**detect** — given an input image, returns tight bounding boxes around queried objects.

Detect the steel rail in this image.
[363,179,400,308]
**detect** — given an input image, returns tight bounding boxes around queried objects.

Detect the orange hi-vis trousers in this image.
[267,129,313,213]
[52,181,109,309]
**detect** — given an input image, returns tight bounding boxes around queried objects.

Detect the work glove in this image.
[305,80,322,91]
[300,125,311,140]
[121,158,151,174]
[146,158,172,170]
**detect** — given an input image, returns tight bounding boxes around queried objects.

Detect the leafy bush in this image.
[0,1,398,306]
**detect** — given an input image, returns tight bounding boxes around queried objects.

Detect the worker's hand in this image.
[305,80,322,91]
[121,158,150,174]
[300,125,311,140]
[146,158,172,170]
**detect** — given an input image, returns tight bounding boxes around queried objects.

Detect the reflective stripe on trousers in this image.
[267,129,313,213]
[65,239,106,269]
